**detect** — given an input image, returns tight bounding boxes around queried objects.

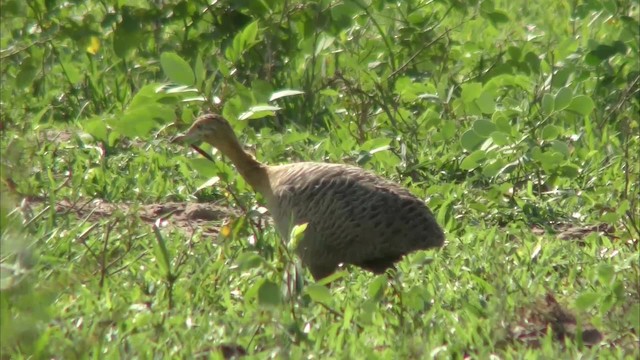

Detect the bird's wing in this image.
[269,163,443,264]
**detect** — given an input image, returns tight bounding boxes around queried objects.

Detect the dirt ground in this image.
[51,198,238,237]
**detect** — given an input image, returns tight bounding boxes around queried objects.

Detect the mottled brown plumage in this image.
[173,114,445,280]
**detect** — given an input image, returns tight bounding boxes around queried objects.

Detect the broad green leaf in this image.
[356,151,372,166]
[251,79,274,103]
[181,96,207,103]
[113,26,139,58]
[163,85,199,95]
[128,83,167,109]
[315,34,335,55]
[461,82,482,102]
[567,95,595,115]
[441,121,456,140]
[283,132,309,145]
[475,92,495,114]
[541,125,560,140]
[367,275,387,300]
[227,21,260,61]
[317,270,348,286]
[196,176,220,192]
[460,150,487,170]
[558,163,580,178]
[319,89,340,97]
[538,152,564,171]
[508,46,522,60]
[187,158,220,178]
[369,145,391,155]
[195,55,205,87]
[289,223,308,251]
[30,106,50,123]
[587,43,623,62]
[235,252,266,271]
[480,1,495,12]
[111,107,167,138]
[257,279,281,307]
[482,159,506,177]
[597,264,615,286]
[469,274,496,294]
[270,89,304,101]
[83,117,108,142]
[575,291,600,310]
[461,129,485,151]
[554,86,573,110]
[160,52,195,86]
[305,284,332,303]
[62,62,82,85]
[490,131,511,146]
[330,3,358,31]
[472,119,496,137]
[541,93,555,115]
[238,105,282,120]
[241,21,259,48]
[16,62,38,89]
[487,10,510,25]
[550,140,570,157]
[361,137,392,152]
[492,112,513,133]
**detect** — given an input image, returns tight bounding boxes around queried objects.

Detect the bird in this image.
[172,113,445,280]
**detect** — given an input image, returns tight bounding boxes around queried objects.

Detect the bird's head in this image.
[172,113,237,148]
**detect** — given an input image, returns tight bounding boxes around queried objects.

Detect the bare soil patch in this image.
[53,198,239,237]
[508,292,604,348]
[531,222,617,241]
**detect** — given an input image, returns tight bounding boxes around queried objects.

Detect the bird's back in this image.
[265,162,444,279]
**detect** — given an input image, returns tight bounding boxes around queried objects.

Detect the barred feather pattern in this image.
[265,162,445,280]
[173,113,445,280]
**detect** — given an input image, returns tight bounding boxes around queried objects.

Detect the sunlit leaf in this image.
[567,95,595,116]
[597,264,615,286]
[257,279,281,307]
[460,150,487,170]
[472,119,496,137]
[475,92,495,114]
[541,125,560,140]
[461,130,485,151]
[16,63,38,89]
[367,275,387,300]
[575,292,600,310]
[541,93,555,115]
[196,176,220,192]
[195,54,205,87]
[490,131,511,146]
[305,284,332,303]
[238,105,281,120]
[461,82,482,102]
[83,117,108,142]
[160,52,195,86]
[269,89,304,101]
[289,223,308,251]
[236,252,265,270]
[554,86,573,110]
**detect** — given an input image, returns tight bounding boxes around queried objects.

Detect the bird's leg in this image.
[386,267,406,328]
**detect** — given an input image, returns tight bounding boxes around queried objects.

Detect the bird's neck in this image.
[216,139,269,194]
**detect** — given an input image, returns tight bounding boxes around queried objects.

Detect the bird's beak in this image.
[171,131,200,145]
[171,131,214,162]
[171,133,188,144]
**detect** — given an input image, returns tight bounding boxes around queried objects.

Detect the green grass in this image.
[1,0,639,358]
